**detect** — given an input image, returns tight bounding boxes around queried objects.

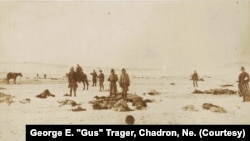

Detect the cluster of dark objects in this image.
[193,88,237,95]
[89,93,153,112]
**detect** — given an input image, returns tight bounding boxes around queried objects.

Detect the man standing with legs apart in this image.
[108,69,118,97]
[68,67,78,97]
[191,70,198,89]
[238,66,250,102]
[119,68,130,99]
[91,70,98,87]
[98,70,105,91]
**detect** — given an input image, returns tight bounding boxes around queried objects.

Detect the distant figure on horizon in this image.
[36,73,39,79]
[68,67,78,97]
[98,70,105,91]
[191,70,198,88]
[238,66,250,102]
[91,70,98,87]
[108,69,118,97]
[119,68,130,99]
[44,74,47,79]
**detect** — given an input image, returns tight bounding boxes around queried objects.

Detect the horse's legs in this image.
[101,82,104,91]
[83,83,85,90]
[73,90,76,96]
[86,81,88,90]
[70,88,72,96]
[73,87,76,97]
[81,81,85,90]
[82,81,89,90]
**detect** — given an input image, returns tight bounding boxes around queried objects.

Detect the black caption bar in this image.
[26,125,250,140]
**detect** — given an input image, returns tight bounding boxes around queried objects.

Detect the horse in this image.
[6,72,23,84]
[77,71,89,90]
[66,72,89,90]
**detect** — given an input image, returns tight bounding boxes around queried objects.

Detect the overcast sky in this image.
[0,0,249,69]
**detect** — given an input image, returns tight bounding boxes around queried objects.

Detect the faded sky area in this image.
[0,0,249,69]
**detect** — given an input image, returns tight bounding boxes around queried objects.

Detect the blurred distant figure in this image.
[76,64,83,74]
[191,70,198,88]
[238,66,250,102]
[36,74,39,79]
[108,69,118,97]
[91,70,98,87]
[119,68,130,99]
[44,74,47,79]
[76,64,83,82]
[98,70,105,91]
[68,67,78,97]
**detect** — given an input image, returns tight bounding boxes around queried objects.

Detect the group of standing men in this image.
[107,68,130,99]
[90,69,105,91]
[68,64,250,102]
[67,64,130,99]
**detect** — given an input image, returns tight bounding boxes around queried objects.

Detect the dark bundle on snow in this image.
[63,93,71,96]
[112,99,133,112]
[58,99,80,107]
[148,89,160,95]
[19,98,31,104]
[58,99,85,112]
[72,106,86,112]
[131,97,149,110]
[0,92,15,105]
[202,103,227,113]
[193,88,237,95]
[36,89,55,99]
[220,84,234,87]
[181,105,198,112]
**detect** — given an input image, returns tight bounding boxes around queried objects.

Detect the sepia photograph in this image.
[0,0,249,140]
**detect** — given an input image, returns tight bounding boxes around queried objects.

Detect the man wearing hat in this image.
[119,68,130,99]
[68,67,78,97]
[191,70,199,88]
[238,66,250,102]
[108,69,118,97]
[98,70,105,91]
[90,70,98,87]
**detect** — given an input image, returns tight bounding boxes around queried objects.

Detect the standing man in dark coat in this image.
[91,70,97,87]
[108,69,118,97]
[119,68,130,99]
[191,70,198,88]
[68,67,78,97]
[238,66,250,102]
[98,70,105,91]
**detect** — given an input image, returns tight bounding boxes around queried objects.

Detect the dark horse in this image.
[66,71,89,90]
[77,71,89,90]
[6,72,22,84]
